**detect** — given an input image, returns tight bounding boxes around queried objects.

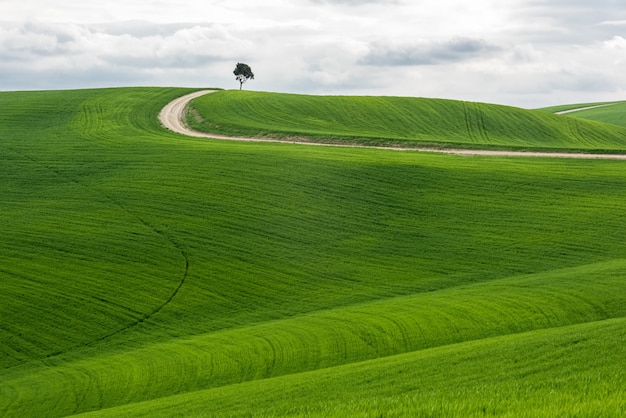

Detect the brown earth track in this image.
[159,90,626,160]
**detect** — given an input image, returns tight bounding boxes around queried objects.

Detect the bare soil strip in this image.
[555,103,618,115]
[159,90,626,160]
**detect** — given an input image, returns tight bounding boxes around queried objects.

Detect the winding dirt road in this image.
[159,90,626,160]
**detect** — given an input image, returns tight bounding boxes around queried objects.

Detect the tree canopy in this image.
[234,63,254,90]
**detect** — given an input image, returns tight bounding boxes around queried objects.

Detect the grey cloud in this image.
[515,0,626,43]
[524,0,623,17]
[2,1,625,108]
[601,20,626,26]
[0,62,150,90]
[548,72,619,93]
[309,0,398,5]
[527,0,622,8]
[361,37,501,66]
[505,71,619,100]
[90,21,216,38]
[0,20,242,90]
[0,22,234,65]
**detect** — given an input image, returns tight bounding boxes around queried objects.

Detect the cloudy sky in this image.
[2,0,625,107]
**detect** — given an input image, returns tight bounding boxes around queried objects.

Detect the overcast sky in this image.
[2,0,625,107]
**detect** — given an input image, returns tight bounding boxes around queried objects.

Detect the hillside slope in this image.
[187,90,626,151]
[545,101,626,128]
[0,88,625,417]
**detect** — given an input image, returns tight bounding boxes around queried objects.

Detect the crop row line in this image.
[5,147,189,364]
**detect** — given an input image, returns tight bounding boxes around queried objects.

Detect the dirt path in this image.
[555,103,617,115]
[159,90,626,160]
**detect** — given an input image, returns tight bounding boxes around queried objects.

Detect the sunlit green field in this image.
[187,90,626,151]
[543,101,626,128]
[1,88,625,417]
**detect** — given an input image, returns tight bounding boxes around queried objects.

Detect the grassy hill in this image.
[541,101,626,128]
[1,88,625,417]
[187,90,626,151]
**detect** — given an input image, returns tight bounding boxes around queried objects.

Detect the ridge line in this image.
[160,91,626,160]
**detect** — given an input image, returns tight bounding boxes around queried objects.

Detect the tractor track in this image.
[2,147,189,368]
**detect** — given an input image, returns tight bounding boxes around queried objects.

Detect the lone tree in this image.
[234,62,254,90]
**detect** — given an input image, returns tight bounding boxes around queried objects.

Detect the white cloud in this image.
[1,0,626,107]
[600,20,626,26]
[604,35,626,49]
[0,21,251,88]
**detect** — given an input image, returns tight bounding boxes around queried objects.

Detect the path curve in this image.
[159,90,626,160]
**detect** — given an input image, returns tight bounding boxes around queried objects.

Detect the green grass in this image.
[187,90,626,151]
[546,102,626,128]
[537,101,622,114]
[1,87,626,417]
[76,317,626,418]
[5,258,626,416]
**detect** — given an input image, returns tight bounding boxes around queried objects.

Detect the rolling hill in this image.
[1,87,625,417]
[541,101,626,128]
[186,90,626,151]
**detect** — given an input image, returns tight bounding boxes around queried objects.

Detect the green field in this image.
[541,101,626,128]
[187,90,626,151]
[1,88,625,417]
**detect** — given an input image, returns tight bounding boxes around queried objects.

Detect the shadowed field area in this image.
[1,88,625,416]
